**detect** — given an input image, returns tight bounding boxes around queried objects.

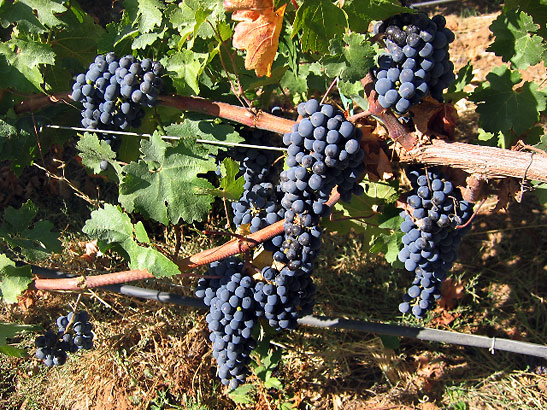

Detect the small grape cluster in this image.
[71,53,163,131]
[398,168,473,318]
[372,13,455,113]
[34,311,94,367]
[195,258,257,390]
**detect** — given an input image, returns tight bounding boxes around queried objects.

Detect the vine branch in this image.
[33,191,341,290]
[14,84,547,184]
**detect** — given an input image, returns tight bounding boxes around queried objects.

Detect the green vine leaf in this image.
[0,321,39,357]
[0,254,32,304]
[125,0,165,34]
[323,33,377,82]
[163,49,209,96]
[343,0,412,33]
[292,0,348,53]
[0,39,56,92]
[0,0,67,31]
[469,65,546,136]
[504,0,547,40]
[445,61,474,102]
[76,132,122,177]
[119,133,217,225]
[488,10,545,69]
[217,158,245,202]
[0,200,62,260]
[82,204,180,278]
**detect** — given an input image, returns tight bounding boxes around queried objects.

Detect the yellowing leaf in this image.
[224,0,273,11]
[231,4,286,77]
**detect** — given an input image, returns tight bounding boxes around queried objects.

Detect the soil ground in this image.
[1,2,546,410]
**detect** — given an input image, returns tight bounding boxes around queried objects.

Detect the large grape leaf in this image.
[82,204,180,278]
[51,5,105,69]
[119,133,217,225]
[171,0,228,44]
[292,0,348,53]
[0,254,32,304]
[0,1,46,34]
[0,118,36,173]
[469,65,546,136]
[343,0,412,33]
[0,39,55,92]
[488,10,544,69]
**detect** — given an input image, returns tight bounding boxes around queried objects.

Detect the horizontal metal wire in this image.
[42,124,288,152]
[412,0,459,7]
[30,265,547,359]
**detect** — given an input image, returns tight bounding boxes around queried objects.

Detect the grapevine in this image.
[0,0,546,408]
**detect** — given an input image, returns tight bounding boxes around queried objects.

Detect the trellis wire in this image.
[412,0,459,7]
[30,265,547,359]
[42,124,288,152]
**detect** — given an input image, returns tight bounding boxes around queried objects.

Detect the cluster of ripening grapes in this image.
[398,168,473,318]
[372,13,455,113]
[71,53,163,131]
[35,311,94,367]
[195,100,366,389]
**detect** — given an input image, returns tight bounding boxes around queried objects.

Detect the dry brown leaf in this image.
[376,147,394,180]
[415,353,445,393]
[431,309,459,327]
[79,239,99,262]
[412,97,458,139]
[439,278,465,310]
[231,4,286,77]
[17,289,37,311]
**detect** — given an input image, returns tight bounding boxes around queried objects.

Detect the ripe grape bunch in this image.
[398,168,473,318]
[195,100,366,390]
[195,258,258,391]
[34,311,94,367]
[372,13,455,113]
[71,53,163,131]
[253,98,366,331]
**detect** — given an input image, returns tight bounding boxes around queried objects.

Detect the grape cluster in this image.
[397,168,473,318]
[34,311,94,367]
[195,258,257,390]
[251,98,365,330]
[71,53,163,131]
[372,13,455,113]
[197,102,365,388]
